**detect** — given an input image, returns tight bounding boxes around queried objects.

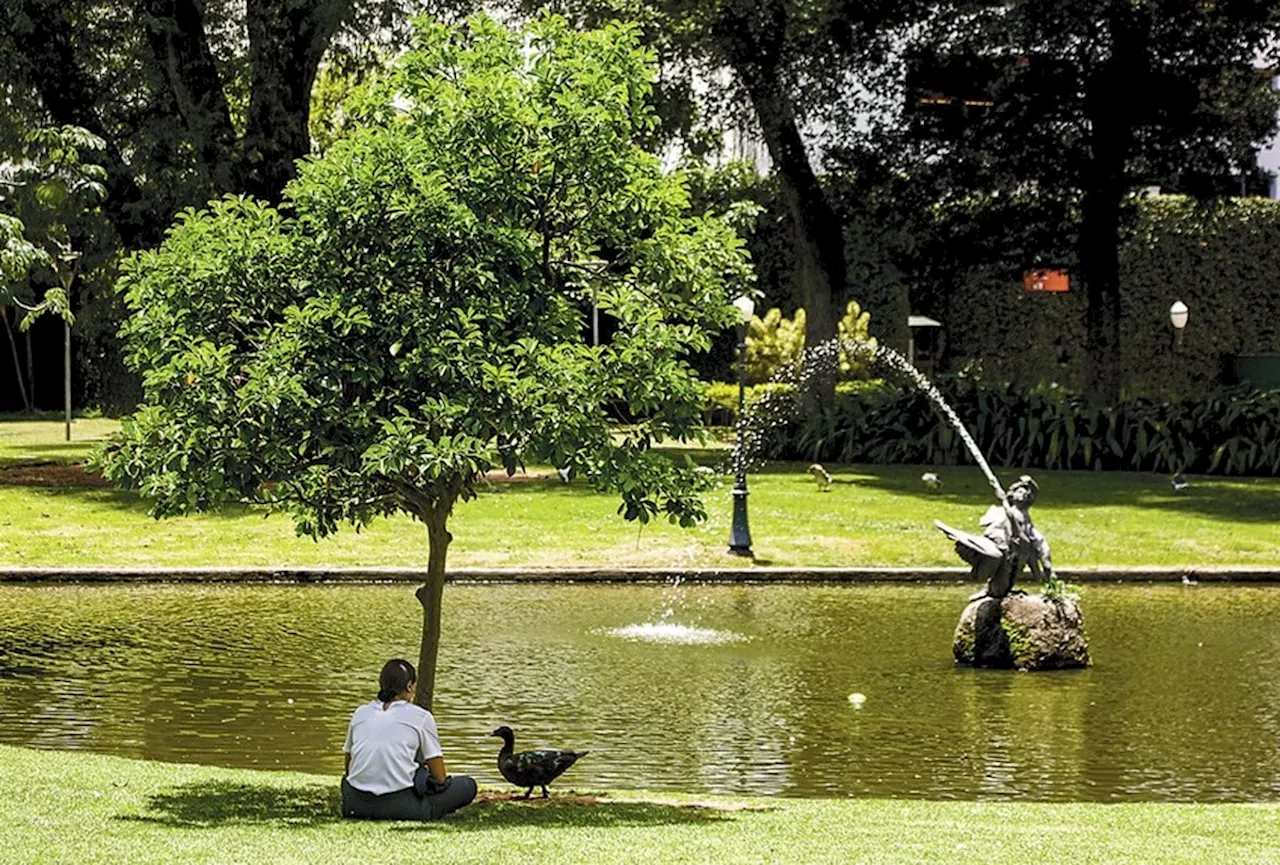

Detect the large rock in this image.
[953,593,1090,671]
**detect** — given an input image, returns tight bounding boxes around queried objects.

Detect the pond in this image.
[1,581,1278,802]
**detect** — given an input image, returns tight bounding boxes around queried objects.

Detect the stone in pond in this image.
[953,593,1090,671]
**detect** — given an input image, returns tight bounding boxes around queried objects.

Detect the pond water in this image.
[1,581,1278,802]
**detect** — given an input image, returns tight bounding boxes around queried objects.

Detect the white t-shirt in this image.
[343,699,444,795]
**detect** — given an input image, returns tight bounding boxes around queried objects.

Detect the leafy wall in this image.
[944,196,1280,396]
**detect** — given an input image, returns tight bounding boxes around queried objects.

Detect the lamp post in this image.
[728,295,755,556]
[55,249,80,442]
[1169,300,1189,350]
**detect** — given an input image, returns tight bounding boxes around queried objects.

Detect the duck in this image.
[491,725,588,799]
[807,463,832,492]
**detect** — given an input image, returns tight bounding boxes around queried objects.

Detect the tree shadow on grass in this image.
[117,782,747,831]
[23,484,263,520]
[118,781,343,828]
[841,463,1280,525]
[404,792,745,832]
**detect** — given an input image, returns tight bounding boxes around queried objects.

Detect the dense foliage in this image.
[775,379,1280,477]
[96,14,752,706]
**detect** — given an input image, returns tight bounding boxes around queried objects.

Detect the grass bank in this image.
[1,746,1275,865]
[0,419,1276,569]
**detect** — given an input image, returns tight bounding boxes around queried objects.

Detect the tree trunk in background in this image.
[1080,7,1144,406]
[141,0,240,194]
[743,74,843,373]
[4,0,350,246]
[24,329,33,408]
[2,310,32,413]
[714,0,845,405]
[1079,165,1124,406]
[415,503,454,712]
[241,0,349,200]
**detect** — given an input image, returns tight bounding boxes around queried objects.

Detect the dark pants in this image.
[341,776,477,821]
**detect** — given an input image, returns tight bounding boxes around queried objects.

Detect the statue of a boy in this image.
[935,475,1052,600]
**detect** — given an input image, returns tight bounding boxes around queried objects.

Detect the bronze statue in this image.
[935,475,1052,600]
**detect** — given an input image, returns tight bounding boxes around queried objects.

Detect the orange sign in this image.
[1024,270,1070,292]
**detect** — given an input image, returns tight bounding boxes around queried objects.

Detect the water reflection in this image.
[0,582,1278,802]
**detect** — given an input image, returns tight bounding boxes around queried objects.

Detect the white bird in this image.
[921,472,942,491]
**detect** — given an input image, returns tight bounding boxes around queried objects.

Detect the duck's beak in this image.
[490,728,502,737]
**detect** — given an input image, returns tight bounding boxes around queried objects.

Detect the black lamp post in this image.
[728,295,755,556]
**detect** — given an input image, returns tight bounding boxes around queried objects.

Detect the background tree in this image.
[0,0,468,249]
[96,13,752,709]
[890,0,1280,402]
[0,0,478,411]
[0,124,106,410]
[537,0,919,392]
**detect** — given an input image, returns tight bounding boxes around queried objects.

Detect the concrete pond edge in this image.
[0,565,1277,584]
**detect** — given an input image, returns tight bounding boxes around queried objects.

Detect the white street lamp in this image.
[1170,300,1189,349]
[732,295,756,324]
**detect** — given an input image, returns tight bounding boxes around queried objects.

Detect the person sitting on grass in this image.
[341,658,477,820]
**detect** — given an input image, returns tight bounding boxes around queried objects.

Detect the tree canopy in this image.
[0,0,459,249]
[96,13,753,707]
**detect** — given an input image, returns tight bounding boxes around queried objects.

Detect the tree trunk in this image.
[415,505,453,711]
[744,76,844,361]
[1080,8,1145,406]
[714,0,845,404]
[24,328,32,408]
[2,309,32,413]
[1079,168,1124,406]
[241,0,349,200]
[141,0,239,193]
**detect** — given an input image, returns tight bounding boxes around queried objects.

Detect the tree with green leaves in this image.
[0,124,107,410]
[0,0,462,249]
[96,13,752,709]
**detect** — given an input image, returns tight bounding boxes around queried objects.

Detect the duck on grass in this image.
[492,726,588,799]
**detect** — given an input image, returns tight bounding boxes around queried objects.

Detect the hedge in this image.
[757,378,1280,476]
[702,380,886,426]
[943,196,1280,397]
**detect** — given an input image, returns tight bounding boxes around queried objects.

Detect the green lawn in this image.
[0,418,1276,568]
[0,415,119,466]
[1,746,1275,865]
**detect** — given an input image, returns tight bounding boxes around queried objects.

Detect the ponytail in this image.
[377,658,416,703]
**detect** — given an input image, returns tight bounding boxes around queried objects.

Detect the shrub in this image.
[743,301,875,384]
[769,378,1280,476]
[703,379,889,425]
